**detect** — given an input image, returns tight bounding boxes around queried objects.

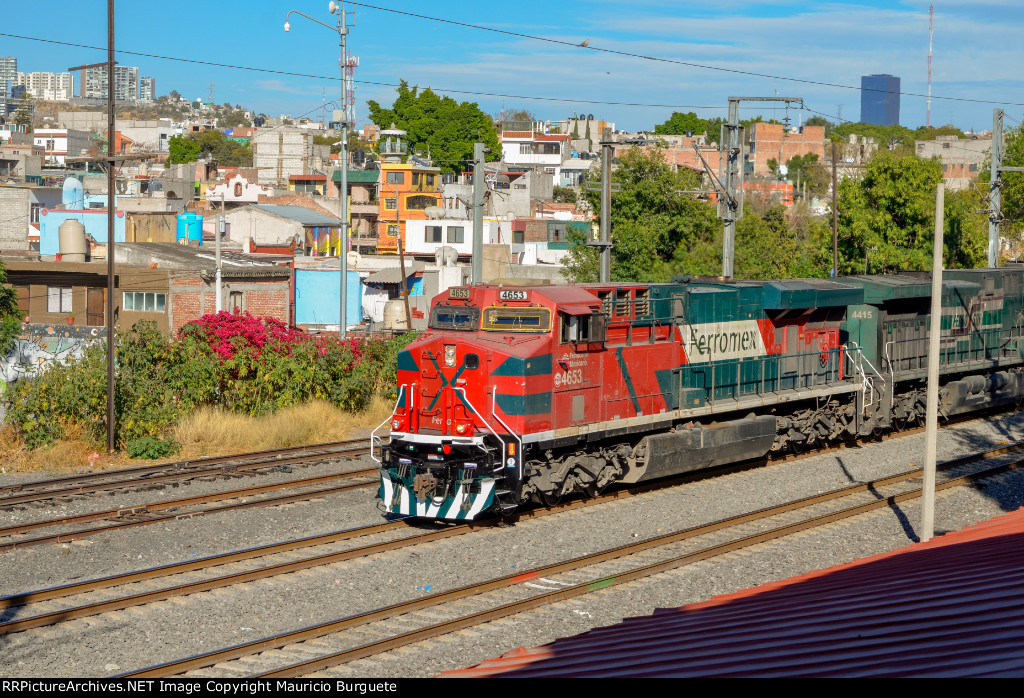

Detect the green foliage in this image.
[4,317,419,454]
[366,80,501,175]
[981,123,1024,247]
[552,186,577,204]
[0,259,24,353]
[168,130,252,167]
[654,111,716,137]
[833,151,988,274]
[830,122,965,149]
[564,147,719,282]
[735,207,830,279]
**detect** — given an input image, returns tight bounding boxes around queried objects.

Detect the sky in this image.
[2,1,1023,133]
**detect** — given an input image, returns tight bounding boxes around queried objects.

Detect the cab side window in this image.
[560,312,606,345]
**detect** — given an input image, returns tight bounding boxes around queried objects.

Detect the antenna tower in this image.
[344,55,359,126]
[927,4,933,128]
[209,79,214,106]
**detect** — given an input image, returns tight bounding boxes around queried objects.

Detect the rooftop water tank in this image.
[176,212,203,246]
[58,219,88,262]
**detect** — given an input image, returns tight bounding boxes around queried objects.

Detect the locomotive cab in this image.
[373,284,567,519]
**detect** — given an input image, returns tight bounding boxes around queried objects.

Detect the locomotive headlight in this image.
[392,419,400,430]
[444,345,457,367]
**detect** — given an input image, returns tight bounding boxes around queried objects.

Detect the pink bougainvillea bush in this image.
[6,313,416,455]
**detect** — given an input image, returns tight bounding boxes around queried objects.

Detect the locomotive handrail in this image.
[370,384,408,465]
[490,390,523,481]
[844,343,875,410]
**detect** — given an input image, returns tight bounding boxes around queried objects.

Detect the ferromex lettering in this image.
[682,321,766,363]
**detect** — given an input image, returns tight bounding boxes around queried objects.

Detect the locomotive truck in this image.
[371,268,1024,520]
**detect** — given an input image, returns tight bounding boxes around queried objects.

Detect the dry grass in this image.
[172,398,391,459]
[0,421,125,474]
[0,398,399,474]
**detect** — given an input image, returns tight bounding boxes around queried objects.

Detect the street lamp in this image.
[284,2,350,338]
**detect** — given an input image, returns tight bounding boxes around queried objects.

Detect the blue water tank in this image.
[62,177,84,210]
[176,213,204,246]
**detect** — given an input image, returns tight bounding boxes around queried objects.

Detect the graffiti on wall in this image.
[0,323,106,387]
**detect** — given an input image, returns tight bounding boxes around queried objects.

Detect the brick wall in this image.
[749,123,827,176]
[168,272,291,334]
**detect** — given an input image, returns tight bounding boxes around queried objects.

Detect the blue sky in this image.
[2,1,1022,132]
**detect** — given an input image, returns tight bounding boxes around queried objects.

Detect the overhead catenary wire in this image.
[342,2,1024,110]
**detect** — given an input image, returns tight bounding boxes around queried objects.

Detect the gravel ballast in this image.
[2,412,1024,678]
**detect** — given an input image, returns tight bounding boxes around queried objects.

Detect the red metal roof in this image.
[441,507,1024,677]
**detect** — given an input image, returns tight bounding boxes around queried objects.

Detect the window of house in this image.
[549,224,568,243]
[412,173,421,186]
[30,204,41,224]
[406,195,435,210]
[519,144,532,155]
[385,198,397,210]
[234,182,243,197]
[426,226,442,243]
[447,226,465,244]
[386,172,405,184]
[45,139,55,151]
[513,230,525,244]
[228,292,243,313]
[426,175,435,187]
[47,286,73,313]
[122,292,166,312]
[387,224,399,236]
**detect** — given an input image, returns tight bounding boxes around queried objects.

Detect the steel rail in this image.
[0,439,366,497]
[121,448,1024,678]
[0,456,769,635]
[0,443,366,508]
[0,468,380,552]
[254,457,1023,678]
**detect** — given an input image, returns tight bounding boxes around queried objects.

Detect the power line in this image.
[0,32,726,111]
[344,2,1024,109]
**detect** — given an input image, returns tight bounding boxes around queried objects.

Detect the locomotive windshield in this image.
[429,305,481,331]
[482,307,551,332]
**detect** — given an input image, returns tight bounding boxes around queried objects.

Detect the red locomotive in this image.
[372,278,857,520]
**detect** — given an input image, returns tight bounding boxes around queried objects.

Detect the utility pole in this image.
[990,109,1004,268]
[832,140,839,278]
[216,193,224,312]
[105,0,116,454]
[598,130,614,283]
[472,142,484,284]
[336,1,349,338]
[393,183,411,330]
[720,96,803,278]
[922,182,945,542]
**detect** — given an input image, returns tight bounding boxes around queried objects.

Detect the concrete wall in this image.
[294,268,362,327]
[39,209,126,257]
[253,128,314,187]
[0,325,105,404]
[126,211,177,243]
[0,187,29,250]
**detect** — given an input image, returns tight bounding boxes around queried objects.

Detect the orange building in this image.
[375,126,440,254]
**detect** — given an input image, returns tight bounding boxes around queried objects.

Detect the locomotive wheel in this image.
[540,491,562,507]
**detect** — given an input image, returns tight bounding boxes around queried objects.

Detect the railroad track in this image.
[0,439,368,509]
[133,445,1022,679]
[0,466,381,552]
[2,437,1020,676]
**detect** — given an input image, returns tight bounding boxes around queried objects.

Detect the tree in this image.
[833,151,987,274]
[13,93,33,129]
[168,90,181,102]
[0,261,23,352]
[653,111,714,136]
[563,146,719,282]
[367,81,500,174]
[167,130,252,167]
[552,186,577,204]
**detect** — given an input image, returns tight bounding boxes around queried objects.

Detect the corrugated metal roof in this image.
[441,508,1024,678]
[251,204,340,226]
[365,261,424,284]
